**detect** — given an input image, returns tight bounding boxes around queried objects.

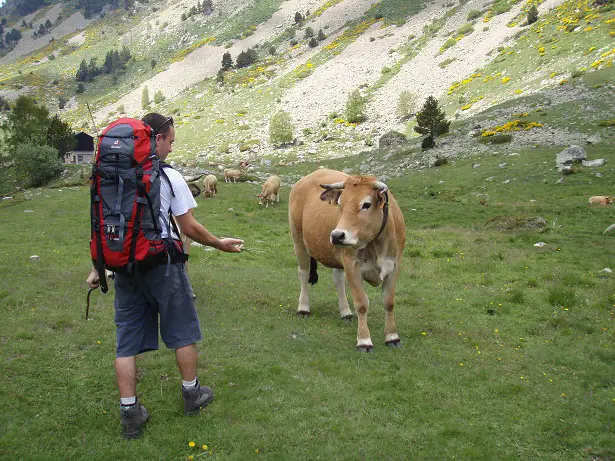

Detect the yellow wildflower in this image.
[189,441,196,448]
[502,77,511,83]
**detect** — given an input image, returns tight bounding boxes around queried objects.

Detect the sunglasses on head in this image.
[153,116,173,134]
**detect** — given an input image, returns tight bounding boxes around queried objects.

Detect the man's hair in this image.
[142,112,174,137]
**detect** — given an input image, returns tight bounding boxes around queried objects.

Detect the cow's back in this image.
[289,169,347,269]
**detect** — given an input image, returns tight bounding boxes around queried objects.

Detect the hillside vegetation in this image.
[0,0,612,171]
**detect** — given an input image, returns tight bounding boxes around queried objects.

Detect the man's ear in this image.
[320,188,342,205]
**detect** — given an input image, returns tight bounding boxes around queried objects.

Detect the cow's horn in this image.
[320,182,345,190]
[373,181,388,193]
[183,174,204,183]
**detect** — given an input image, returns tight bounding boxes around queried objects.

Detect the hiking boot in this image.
[120,400,149,439]
[182,382,214,416]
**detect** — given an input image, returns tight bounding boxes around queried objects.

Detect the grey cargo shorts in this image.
[113,262,202,358]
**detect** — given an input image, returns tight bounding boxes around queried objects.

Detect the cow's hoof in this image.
[385,339,401,348]
[340,314,353,321]
[297,311,311,318]
[356,344,373,353]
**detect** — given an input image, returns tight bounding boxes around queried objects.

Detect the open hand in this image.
[218,238,244,253]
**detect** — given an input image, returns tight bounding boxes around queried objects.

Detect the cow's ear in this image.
[320,188,342,205]
[374,182,389,209]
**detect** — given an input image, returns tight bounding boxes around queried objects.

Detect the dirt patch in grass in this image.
[485,215,547,231]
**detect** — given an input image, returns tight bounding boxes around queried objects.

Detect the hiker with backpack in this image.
[86,112,243,439]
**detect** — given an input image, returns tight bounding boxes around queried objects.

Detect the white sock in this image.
[182,378,198,389]
[120,396,136,407]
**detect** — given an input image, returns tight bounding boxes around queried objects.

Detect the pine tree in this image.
[76,59,88,82]
[294,12,304,24]
[141,86,150,109]
[414,96,450,148]
[527,5,539,25]
[221,51,233,70]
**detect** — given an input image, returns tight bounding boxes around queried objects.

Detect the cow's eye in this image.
[362,202,371,210]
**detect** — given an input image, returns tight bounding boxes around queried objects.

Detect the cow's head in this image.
[257,192,266,206]
[320,176,389,249]
[608,196,615,204]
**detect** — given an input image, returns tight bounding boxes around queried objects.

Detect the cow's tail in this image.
[308,257,318,285]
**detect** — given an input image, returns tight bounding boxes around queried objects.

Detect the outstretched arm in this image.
[175,211,243,253]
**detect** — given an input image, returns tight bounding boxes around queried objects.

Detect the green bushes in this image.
[467,9,482,20]
[269,110,294,146]
[345,89,366,123]
[14,142,61,187]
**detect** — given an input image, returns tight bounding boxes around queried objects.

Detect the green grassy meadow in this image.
[1,143,614,460]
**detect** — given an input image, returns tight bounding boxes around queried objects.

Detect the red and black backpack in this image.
[90,118,185,293]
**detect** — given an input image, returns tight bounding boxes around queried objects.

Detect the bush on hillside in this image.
[14,142,61,187]
[304,27,315,39]
[308,37,318,48]
[346,89,366,123]
[141,85,150,109]
[269,110,294,146]
[467,9,482,20]
[397,91,416,120]
[479,133,513,144]
[527,5,539,24]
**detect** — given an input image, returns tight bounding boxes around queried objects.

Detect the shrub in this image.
[467,9,482,20]
[269,110,294,146]
[150,59,156,69]
[397,91,416,120]
[290,39,298,46]
[141,86,150,109]
[304,27,315,38]
[269,46,276,55]
[345,89,366,123]
[317,29,326,40]
[440,38,457,52]
[153,90,165,104]
[480,134,513,144]
[308,37,318,48]
[58,96,67,110]
[457,23,474,35]
[598,119,615,127]
[527,5,539,25]
[14,142,61,187]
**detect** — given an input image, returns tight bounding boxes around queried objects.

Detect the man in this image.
[86,113,243,439]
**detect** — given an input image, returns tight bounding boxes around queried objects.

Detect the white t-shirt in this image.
[160,167,197,239]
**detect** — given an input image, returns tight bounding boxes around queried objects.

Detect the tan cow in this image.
[289,169,406,351]
[257,175,281,207]
[203,174,218,198]
[589,196,614,205]
[224,169,241,183]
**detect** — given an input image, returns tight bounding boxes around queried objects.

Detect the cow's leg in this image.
[332,269,352,320]
[344,261,372,352]
[293,240,311,317]
[382,264,401,347]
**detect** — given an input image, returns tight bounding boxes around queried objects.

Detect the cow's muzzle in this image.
[330,229,357,246]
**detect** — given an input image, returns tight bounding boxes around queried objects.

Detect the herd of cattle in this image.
[180,168,612,351]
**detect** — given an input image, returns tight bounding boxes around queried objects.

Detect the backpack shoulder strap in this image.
[159,162,176,198]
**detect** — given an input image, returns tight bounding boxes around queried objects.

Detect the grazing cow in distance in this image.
[203,174,218,198]
[224,169,241,183]
[258,175,281,207]
[589,196,614,205]
[288,168,406,351]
